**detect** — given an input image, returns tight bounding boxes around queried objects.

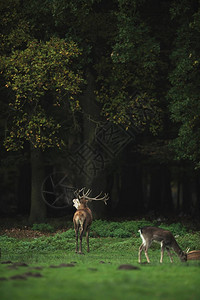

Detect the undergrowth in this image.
[30,219,188,237]
[1,220,199,255]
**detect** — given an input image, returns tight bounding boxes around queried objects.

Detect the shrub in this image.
[57,229,74,239]
[158,222,187,236]
[31,223,55,233]
[90,219,155,238]
[177,232,200,250]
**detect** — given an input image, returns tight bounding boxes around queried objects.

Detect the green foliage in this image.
[178,232,200,250]
[0,220,192,256]
[158,222,187,236]
[0,232,74,253]
[168,1,200,167]
[90,219,187,238]
[1,225,199,257]
[31,223,55,233]
[0,0,32,54]
[27,233,74,252]
[95,0,162,133]
[1,37,84,151]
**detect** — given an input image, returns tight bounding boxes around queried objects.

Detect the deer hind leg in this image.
[86,227,90,253]
[138,243,144,263]
[74,223,79,253]
[79,224,85,254]
[144,244,151,263]
[139,243,150,263]
[78,218,88,254]
[79,228,83,254]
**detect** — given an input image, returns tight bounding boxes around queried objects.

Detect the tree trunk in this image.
[117,157,144,217]
[161,166,173,214]
[195,173,200,216]
[149,167,162,213]
[17,163,31,215]
[182,174,191,214]
[28,146,46,224]
[79,70,107,218]
[148,165,173,215]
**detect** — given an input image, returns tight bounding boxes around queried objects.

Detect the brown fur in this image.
[138,226,187,263]
[187,250,200,260]
[73,199,92,254]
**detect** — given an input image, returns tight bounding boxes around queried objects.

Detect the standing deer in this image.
[138,226,187,263]
[73,188,108,254]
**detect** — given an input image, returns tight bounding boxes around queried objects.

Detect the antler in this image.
[74,188,109,204]
[83,188,92,197]
[74,188,86,198]
[83,190,109,205]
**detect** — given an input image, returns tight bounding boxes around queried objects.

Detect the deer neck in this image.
[172,239,183,256]
[78,203,88,210]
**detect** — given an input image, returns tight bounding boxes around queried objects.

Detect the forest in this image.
[1,0,200,223]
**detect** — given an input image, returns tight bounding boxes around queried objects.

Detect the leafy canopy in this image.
[2,37,84,151]
[168,1,200,167]
[95,0,162,133]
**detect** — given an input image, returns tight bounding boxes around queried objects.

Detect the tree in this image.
[2,0,199,218]
[95,0,162,133]
[1,38,84,222]
[168,0,200,168]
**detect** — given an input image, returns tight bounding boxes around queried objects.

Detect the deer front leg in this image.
[160,242,165,263]
[166,247,173,263]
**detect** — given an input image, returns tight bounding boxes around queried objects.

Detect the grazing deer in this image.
[73,188,108,254]
[138,226,187,263]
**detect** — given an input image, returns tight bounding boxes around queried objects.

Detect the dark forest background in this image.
[1,0,200,223]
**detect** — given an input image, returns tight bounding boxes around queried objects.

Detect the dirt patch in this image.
[10,274,27,280]
[0,227,68,239]
[49,263,76,268]
[23,272,43,278]
[1,228,51,239]
[31,266,43,270]
[1,261,12,264]
[118,264,140,270]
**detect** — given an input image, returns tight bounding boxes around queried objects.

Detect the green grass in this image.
[0,220,200,300]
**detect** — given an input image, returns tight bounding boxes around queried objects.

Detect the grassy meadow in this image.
[0,219,200,300]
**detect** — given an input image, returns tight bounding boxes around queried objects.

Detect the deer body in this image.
[73,188,108,254]
[138,226,187,263]
[73,199,92,254]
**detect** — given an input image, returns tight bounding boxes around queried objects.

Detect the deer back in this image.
[140,226,175,244]
[73,198,92,227]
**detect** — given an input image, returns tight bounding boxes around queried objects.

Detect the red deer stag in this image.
[138,226,187,263]
[73,188,108,254]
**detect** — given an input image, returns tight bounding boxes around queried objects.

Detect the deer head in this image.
[73,188,109,209]
[73,198,81,209]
